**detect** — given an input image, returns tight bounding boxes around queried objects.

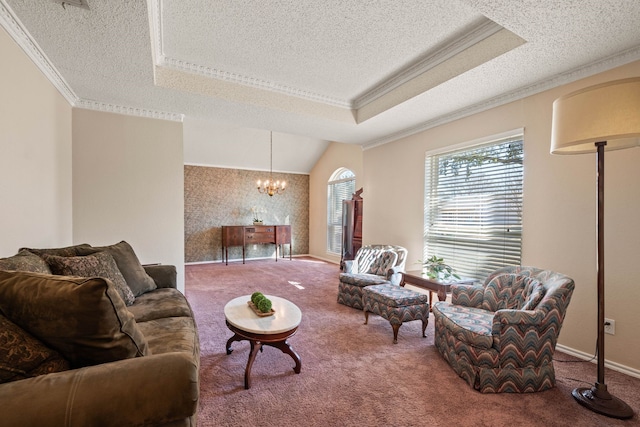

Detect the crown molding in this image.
[75,99,184,122]
[353,18,504,109]
[148,1,513,116]
[1,1,183,122]
[362,44,640,150]
[149,0,351,109]
[0,0,78,105]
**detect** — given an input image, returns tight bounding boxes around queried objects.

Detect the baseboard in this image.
[185,254,313,266]
[556,344,640,379]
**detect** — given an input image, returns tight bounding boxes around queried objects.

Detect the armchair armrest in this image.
[386,266,404,285]
[451,283,484,307]
[343,259,357,274]
[143,264,177,289]
[491,309,555,360]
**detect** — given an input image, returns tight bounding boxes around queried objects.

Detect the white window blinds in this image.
[424,135,524,281]
[327,169,355,254]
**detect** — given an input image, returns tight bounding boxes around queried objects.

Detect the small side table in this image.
[400,271,476,311]
[224,295,302,389]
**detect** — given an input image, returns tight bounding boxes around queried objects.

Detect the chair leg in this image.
[421,318,428,338]
[364,309,369,325]
[392,323,400,344]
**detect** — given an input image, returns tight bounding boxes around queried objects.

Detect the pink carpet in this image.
[185,257,640,426]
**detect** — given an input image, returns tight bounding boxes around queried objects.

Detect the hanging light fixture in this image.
[257,131,286,196]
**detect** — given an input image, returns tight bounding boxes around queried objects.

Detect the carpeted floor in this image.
[185,257,640,427]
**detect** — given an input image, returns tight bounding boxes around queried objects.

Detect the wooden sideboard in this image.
[221,225,292,265]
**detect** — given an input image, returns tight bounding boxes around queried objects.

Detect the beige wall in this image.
[72,109,186,291]
[309,141,363,263]
[0,26,73,256]
[357,61,640,371]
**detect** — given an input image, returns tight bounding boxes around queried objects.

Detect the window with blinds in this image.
[327,168,355,254]
[424,135,524,281]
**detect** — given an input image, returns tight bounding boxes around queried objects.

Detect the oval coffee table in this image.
[224,295,302,389]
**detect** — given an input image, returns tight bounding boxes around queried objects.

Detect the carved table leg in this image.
[268,340,302,374]
[244,340,263,389]
[226,333,243,355]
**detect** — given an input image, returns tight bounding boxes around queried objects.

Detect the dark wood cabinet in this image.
[221,225,292,265]
[341,188,363,268]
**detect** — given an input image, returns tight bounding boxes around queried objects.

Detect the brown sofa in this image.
[0,242,199,427]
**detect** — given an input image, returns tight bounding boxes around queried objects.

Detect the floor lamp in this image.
[550,77,640,420]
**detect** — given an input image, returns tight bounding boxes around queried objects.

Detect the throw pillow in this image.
[43,251,135,306]
[0,313,70,384]
[20,243,92,258]
[0,250,52,274]
[0,270,150,368]
[77,241,157,297]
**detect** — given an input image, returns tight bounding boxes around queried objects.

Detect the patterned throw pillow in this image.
[43,251,135,306]
[77,241,157,297]
[0,314,70,384]
[20,244,92,258]
[0,250,51,274]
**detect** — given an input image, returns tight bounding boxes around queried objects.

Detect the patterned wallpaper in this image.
[184,165,309,263]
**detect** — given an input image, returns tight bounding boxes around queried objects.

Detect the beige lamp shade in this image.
[550,77,640,154]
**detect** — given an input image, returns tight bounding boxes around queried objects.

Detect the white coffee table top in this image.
[224,295,302,334]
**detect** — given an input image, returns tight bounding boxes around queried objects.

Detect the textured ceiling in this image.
[2,0,640,151]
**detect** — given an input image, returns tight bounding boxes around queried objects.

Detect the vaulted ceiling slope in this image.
[2,0,640,148]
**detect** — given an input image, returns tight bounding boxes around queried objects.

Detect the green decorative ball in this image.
[257,297,272,313]
[251,292,264,304]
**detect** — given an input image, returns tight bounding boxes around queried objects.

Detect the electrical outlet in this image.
[604,318,615,335]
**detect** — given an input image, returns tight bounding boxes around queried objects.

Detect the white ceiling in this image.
[2,1,640,163]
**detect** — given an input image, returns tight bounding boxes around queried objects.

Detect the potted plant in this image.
[420,255,460,282]
[251,206,265,225]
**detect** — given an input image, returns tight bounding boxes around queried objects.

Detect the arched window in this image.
[327,168,355,254]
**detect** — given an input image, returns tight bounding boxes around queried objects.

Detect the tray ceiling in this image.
[2,0,640,148]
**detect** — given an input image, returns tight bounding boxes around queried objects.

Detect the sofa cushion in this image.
[363,283,429,307]
[77,241,157,297]
[0,270,149,368]
[482,274,545,312]
[339,272,390,288]
[0,313,70,383]
[137,316,199,357]
[43,251,135,306]
[433,302,495,349]
[128,288,194,322]
[0,250,52,274]
[20,243,92,258]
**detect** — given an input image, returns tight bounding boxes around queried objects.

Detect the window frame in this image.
[423,130,524,281]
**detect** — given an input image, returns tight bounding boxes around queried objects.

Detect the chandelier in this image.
[257,131,286,196]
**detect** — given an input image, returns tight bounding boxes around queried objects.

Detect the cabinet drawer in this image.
[245,232,274,244]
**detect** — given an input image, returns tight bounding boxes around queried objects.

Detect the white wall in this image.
[0,26,73,256]
[72,109,186,291]
[183,117,329,173]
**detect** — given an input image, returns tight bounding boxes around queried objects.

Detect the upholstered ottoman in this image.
[362,283,429,344]
[338,273,390,309]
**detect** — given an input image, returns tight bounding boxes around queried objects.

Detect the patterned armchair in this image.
[432,266,574,393]
[337,245,408,309]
